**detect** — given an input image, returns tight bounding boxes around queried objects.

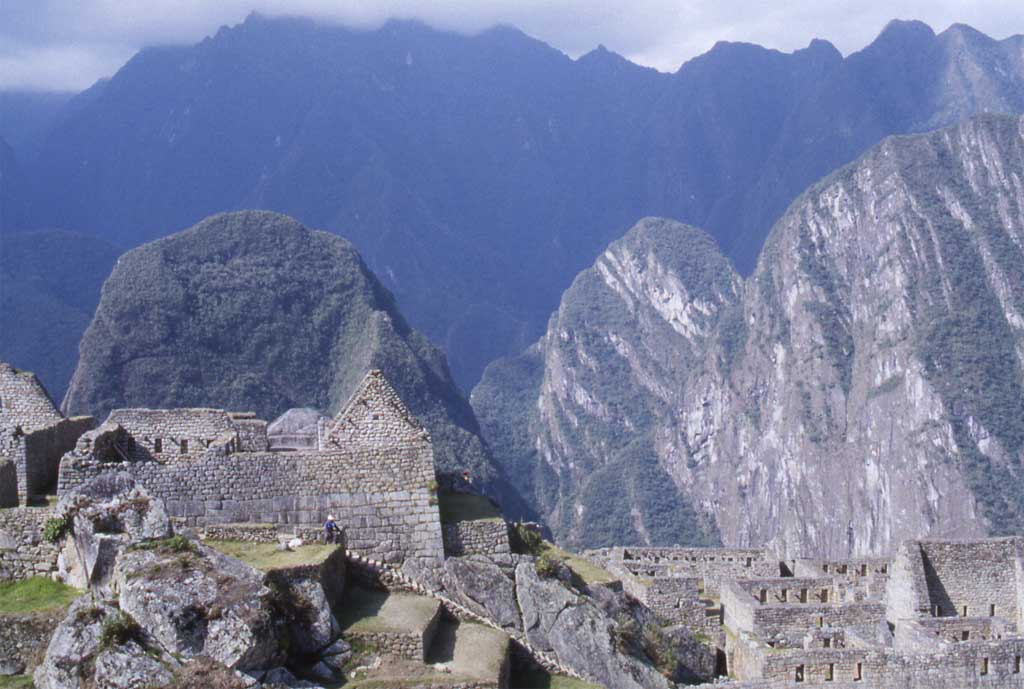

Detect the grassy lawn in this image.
[438,493,503,523]
[203,540,337,571]
[0,577,80,615]
[510,670,604,688]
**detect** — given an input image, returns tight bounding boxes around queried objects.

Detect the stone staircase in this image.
[344,550,590,684]
[338,584,510,687]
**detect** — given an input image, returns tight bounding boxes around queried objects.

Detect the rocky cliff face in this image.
[475,114,1024,557]
[62,210,506,491]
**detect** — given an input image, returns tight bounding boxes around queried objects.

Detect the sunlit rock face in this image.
[476,114,1024,557]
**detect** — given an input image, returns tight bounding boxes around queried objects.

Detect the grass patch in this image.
[0,676,34,689]
[0,577,80,614]
[338,588,439,634]
[131,535,197,554]
[510,670,603,688]
[438,494,502,523]
[541,543,616,586]
[203,540,336,571]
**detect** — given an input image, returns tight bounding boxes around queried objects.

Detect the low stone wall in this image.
[592,546,778,597]
[203,523,280,543]
[442,520,510,557]
[0,507,59,581]
[0,609,64,675]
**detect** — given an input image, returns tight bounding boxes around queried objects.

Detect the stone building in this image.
[0,362,95,506]
[58,370,445,564]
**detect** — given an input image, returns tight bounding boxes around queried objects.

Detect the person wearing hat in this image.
[324,514,340,544]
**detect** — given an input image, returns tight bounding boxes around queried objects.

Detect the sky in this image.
[1,0,1023,92]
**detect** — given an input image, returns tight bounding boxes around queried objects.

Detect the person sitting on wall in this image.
[324,515,340,544]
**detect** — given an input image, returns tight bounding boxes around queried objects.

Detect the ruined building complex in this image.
[5,358,1024,686]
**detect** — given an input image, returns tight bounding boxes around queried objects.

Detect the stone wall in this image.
[729,630,1024,688]
[0,609,64,676]
[896,616,1015,650]
[442,520,511,557]
[722,580,885,639]
[343,604,442,662]
[0,363,63,432]
[230,414,269,452]
[595,546,778,596]
[22,417,96,500]
[203,523,281,543]
[321,370,432,450]
[919,538,1023,622]
[60,443,444,564]
[106,408,237,457]
[0,508,59,581]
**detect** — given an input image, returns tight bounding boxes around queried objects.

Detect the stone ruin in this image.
[10,358,1024,687]
[0,362,95,507]
[57,370,448,564]
[590,539,1024,688]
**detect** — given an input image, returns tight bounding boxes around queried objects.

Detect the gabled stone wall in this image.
[0,363,63,432]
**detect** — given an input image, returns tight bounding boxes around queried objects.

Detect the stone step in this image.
[426,619,510,689]
[338,586,443,663]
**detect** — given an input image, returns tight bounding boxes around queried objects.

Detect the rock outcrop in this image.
[404,554,682,688]
[475,114,1024,557]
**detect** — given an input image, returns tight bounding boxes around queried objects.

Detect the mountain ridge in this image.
[475,113,1024,556]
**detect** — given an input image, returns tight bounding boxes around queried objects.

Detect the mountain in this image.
[0,137,28,231]
[473,217,740,547]
[17,15,1024,389]
[61,210,508,495]
[0,230,119,400]
[474,114,1024,557]
[0,90,74,161]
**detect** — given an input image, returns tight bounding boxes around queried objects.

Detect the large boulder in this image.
[33,599,176,689]
[55,473,171,593]
[404,555,521,631]
[114,540,282,671]
[514,561,674,689]
[265,569,339,657]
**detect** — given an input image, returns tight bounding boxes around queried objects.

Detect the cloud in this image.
[1,0,1023,91]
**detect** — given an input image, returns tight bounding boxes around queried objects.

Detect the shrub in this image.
[534,553,558,578]
[510,523,544,555]
[99,611,143,649]
[42,514,72,544]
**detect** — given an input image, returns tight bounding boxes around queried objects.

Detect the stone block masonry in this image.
[57,370,446,564]
[0,507,59,581]
[0,362,96,505]
[0,609,65,676]
[442,520,511,557]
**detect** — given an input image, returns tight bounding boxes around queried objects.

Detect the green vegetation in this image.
[541,543,616,586]
[132,535,197,554]
[203,540,336,572]
[0,577,80,614]
[99,611,143,650]
[338,588,439,634]
[0,675,34,688]
[41,514,72,544]
[438,493,502,523]
[534,552,559,578]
